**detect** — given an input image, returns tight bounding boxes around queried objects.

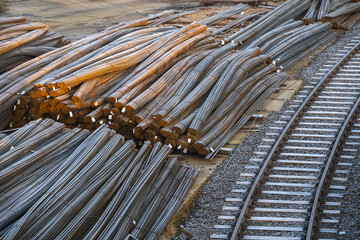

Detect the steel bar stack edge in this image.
[0,118,197,239]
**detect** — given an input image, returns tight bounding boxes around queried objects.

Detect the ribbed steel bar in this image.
[0,118,198,239]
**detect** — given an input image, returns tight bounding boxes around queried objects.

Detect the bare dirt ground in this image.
[1,0,198,39]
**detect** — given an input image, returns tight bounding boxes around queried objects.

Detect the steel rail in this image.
[230,39,360,240]
[305,75,360,238]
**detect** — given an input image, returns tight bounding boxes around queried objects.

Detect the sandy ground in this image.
[2,0,198,39]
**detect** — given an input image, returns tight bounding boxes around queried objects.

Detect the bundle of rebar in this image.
[223,0,312,44]
[318,0,331,20]
[8,41,285,158]
[205,71,288,158]
[260,22,336,67]
[0,2,346,162]
[329,0,353,12]
[0,119,197,239]
[211,11,267,36]
[0,15,214,127]
[223,0,358,48]
[199,3,249,26]
[323,1,360,30]
[324,1,360,19]
[0,16,69,129]
[302,0,360,29]
[330,12,360,30]
[0,17,69,73]
[200,0,267,6]
[2,2,342,159]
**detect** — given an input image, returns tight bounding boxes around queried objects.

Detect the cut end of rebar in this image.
[71,96,81,105]
[49,91,59,98]
[124,105,135,113]
[152,114,162,122]
[187,128,197,136]
[57,82,66,89]
[198,147,208,156]
[106,96,116,103]
[159,119,168,128]
[113,101,123,109]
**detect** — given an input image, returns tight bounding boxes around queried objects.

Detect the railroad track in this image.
[211,36,360,240]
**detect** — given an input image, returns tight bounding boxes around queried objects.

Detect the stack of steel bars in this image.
[303,0,360,30]
[0,16,69,129]
[323,1,360,30]
[244,20,337,69]
[200,0,268,6]
[0,118,197,239]
[1,0,350,159]
[223,0,313,45]
[1,3,252,129]
[4,1,341,159]
[0,16,69,73]
[8,43,289,158]
[199,3,249,26]
[211,11,267,36]
[0,17,214,129]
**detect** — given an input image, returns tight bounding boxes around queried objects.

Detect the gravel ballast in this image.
[174,21,360,240]
[338,152,360,240]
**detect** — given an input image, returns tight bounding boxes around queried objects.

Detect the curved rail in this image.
[230,39,360,240]
[306,89,360,239]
